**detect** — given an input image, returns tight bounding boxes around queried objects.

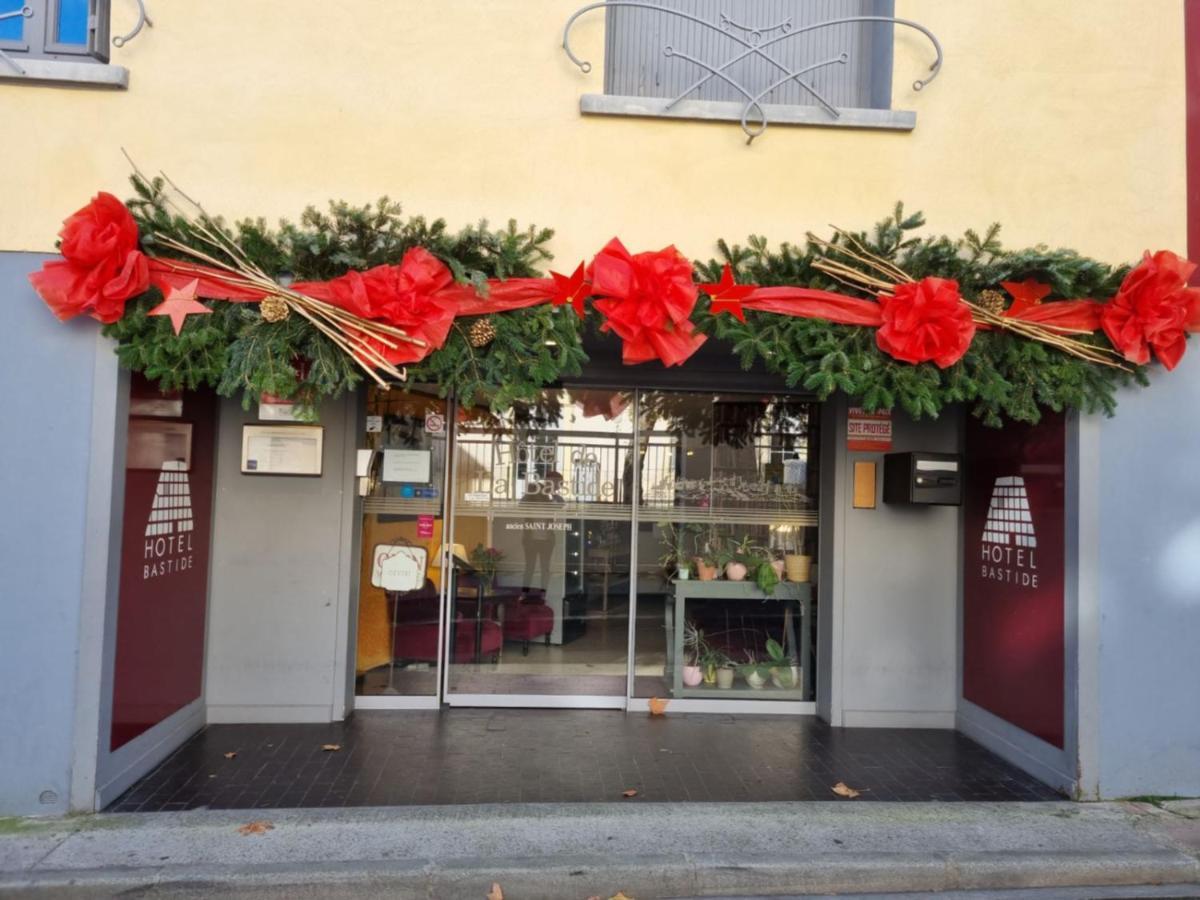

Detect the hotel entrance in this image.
[354,385,821,712]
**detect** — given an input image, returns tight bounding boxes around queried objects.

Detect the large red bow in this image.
[1100,250,1200,370]
[28,192,150,324]
[296,247,459,364]
[876,277,976,368]
[588,238,706,367]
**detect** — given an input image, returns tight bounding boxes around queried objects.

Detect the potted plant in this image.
[469,543,503,592]
[658,522,695,581]
[698,641,728,686]
[765,638,800,689]
[692,525,724,581]
[738,651,770,689]
[681,620,705,687]
[715,657,736,690]
[769,548,786,581]
[783,529,812,582]
[728,537,779,595]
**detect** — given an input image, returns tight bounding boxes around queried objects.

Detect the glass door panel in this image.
[445,389,634,699]
[354,386,450,698]
[633,392,820,702]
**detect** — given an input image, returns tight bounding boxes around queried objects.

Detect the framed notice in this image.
[370,544,428,591]
[241,425,324,476]
[382,448,431,483]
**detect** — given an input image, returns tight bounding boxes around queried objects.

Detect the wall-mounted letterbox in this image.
[883,452,962,506]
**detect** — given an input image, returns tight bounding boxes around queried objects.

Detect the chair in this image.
[388,579,503,664]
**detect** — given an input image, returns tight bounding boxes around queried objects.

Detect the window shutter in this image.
[87,0,109,62]
[605,0,894,111]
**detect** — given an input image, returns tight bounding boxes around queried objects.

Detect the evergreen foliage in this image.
[101,184,1149,425]
[694,204,1145,425]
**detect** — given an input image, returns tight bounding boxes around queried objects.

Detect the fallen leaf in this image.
[647,697,669,716]
[486,882,504,900]
[610,892,636,900]
[321,744,342,752]
[831,782,862,798]
[237,821,274,836]
[621,789,638,798]
[222,752,237,759]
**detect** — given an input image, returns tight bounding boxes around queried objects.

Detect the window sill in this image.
[580,94,914,132]
[0,57,128,89]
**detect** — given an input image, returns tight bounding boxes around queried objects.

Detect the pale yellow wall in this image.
[0,0,1187,266]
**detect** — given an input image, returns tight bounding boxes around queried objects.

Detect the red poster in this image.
[110,377,217,750]
[847,407,892,451]
[963,413,1065,748]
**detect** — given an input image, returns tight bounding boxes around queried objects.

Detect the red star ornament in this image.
[700,264,755,321]
[148,278,212,335]
[550,262,589,318]
[1000,278,1053,317]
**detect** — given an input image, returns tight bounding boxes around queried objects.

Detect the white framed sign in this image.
[371,544,428,591]
[241,425,324,476]
[382,448,431,483]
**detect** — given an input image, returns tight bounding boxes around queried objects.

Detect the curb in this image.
[2,849,1198,898]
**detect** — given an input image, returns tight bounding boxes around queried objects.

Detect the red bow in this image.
[1100,250,1200,370]
[297,247,458,364]
[588,238,706,367]
[28,192,150,323]
[876,277,976,368]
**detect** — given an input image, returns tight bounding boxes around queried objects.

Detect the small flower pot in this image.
[676,564,691,581]
[725,561,748,581]
[771,559,786,580]
[784,554,811,582]
[745,670,767,689]
[716,667,735,689]
[702,663,718,685]
[682,665,703,687]
[694,558,719,581]
[771,666,801,690]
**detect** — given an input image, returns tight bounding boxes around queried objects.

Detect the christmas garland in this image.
[28,174,1200,425]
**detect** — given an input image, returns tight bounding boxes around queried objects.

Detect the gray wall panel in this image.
[1092,352,1200,797]
[0,252,106,815]
[205,396,357,723]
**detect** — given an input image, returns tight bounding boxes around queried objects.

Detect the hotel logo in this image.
[979,476,1039,587]
[143,460,196,579]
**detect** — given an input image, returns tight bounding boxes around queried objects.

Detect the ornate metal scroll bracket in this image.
[562,1,943,143]
[113,0,152,49]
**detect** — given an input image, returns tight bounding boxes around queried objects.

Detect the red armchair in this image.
[494,588,556,655]
[387,580,502,664]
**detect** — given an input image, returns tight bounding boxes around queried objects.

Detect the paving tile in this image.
[105,710,1061,811]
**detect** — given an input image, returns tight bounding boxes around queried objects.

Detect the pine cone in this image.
[978,289,1007,316]
[260,295,290,323]
[468,317,496,348]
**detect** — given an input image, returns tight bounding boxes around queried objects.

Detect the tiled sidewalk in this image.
[108,710,1061,811]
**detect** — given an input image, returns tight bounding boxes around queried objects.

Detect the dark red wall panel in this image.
[963,413,1065,748]
[110,379,217,751]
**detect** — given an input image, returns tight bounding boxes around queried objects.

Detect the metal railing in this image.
[562,0,942,141]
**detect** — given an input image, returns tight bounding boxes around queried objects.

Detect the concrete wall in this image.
[0,253,119,815]
[205,396,359,724]
[1081,355,1200,798]
[0,1,1186,268]
[820,399,962,728]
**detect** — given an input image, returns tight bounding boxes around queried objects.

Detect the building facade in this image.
[1,0,1198,816]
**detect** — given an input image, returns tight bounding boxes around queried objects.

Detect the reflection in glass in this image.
[447,389,634,696]
[633,393,820,701]
[355,387,448,697]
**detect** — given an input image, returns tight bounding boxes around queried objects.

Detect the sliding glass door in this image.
[353,385,820,709]
[443,389,634,703]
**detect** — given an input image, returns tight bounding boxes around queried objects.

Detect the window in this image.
[0,0,110,64]
[564,0,941,139]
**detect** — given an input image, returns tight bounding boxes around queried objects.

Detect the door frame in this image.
[353,387,821,715]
